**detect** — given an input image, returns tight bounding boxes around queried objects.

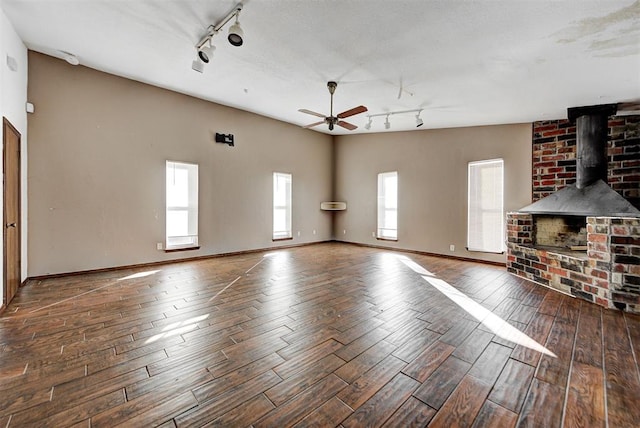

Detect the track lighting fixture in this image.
[191,2,244,72]
[364,108,425,130]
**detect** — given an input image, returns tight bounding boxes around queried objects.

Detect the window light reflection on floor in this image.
[395,255,557,358]
[262,252,281,258]
[30,270,161,314]
[145,314,210,344]
[118,270,161,281]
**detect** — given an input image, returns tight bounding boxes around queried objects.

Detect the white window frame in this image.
[166,161,199,250]
[467,158,504,253]
[377,171,398,240]
[273,172,292,240]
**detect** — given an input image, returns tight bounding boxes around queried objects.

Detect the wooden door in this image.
[3,118,21,307]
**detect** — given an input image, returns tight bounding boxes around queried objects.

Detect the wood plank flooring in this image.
[1,242,639,427]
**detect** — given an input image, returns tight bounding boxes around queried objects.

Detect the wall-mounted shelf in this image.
[321,202,347,211]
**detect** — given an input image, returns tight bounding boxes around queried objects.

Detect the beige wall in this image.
[27,52,333,276]
[333,124,532,264]
[1,6,29,306]
[27,51,533,275]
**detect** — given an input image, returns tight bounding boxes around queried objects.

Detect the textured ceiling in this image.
[2,0,640,134]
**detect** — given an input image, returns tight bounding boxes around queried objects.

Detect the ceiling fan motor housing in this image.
[326,116,337,130]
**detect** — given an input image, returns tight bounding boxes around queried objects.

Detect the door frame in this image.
[3,117,22,309]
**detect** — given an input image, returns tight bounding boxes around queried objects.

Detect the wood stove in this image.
[507,104,640,313]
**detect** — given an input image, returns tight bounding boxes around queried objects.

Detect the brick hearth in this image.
[507,213,640,313]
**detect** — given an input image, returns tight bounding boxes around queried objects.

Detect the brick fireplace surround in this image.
[507,115,640,313]
[507,214,640,313]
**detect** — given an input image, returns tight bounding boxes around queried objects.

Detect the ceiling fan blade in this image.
[303,120,325,129]
[337,105,368,119]
[298,109,326,118]
[337,120,357,131]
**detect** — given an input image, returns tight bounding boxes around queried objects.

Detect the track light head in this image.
[228,16,244,46]
[191,58,205,73]
[415,112,424,127]
[198,41,215,63]
[60,50,79,65]
[384,115,391,130]
[364,117,372,130]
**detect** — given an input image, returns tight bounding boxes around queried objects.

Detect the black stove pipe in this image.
[567,104,617,189]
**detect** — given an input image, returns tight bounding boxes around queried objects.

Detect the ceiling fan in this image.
[299,81,368,131]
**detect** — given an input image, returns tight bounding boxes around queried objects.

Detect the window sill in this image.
[273,237,293,242]
[465,247,504,254]
[376,237,398,242]
[164,246,200,253]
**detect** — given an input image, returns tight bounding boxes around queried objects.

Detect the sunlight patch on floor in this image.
[395,255,556,358]
[145,314,210,344]
[118,270,160,281]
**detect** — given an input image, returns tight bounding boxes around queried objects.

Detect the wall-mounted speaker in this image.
[215,132,234,147]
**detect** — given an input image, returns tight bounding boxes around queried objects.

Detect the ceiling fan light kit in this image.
[192,2,244,73]
[299,81,368,132]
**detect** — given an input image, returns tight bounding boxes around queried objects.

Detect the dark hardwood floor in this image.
[1,242,639,427]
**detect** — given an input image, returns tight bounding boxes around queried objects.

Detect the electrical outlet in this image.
[343,230,347,235]
[449,244,455,251]
[372,232,375,237]
[313,230,316,235]
[157,242,163,250]
[297,231,300,237]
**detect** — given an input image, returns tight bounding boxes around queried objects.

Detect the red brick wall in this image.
[609,117,640,208]
[532,115,640,208]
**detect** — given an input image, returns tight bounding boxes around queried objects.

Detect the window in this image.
[273,172,292,240]
[166,161,198,250]
[467,159,504,253]
[377,171,398,240]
